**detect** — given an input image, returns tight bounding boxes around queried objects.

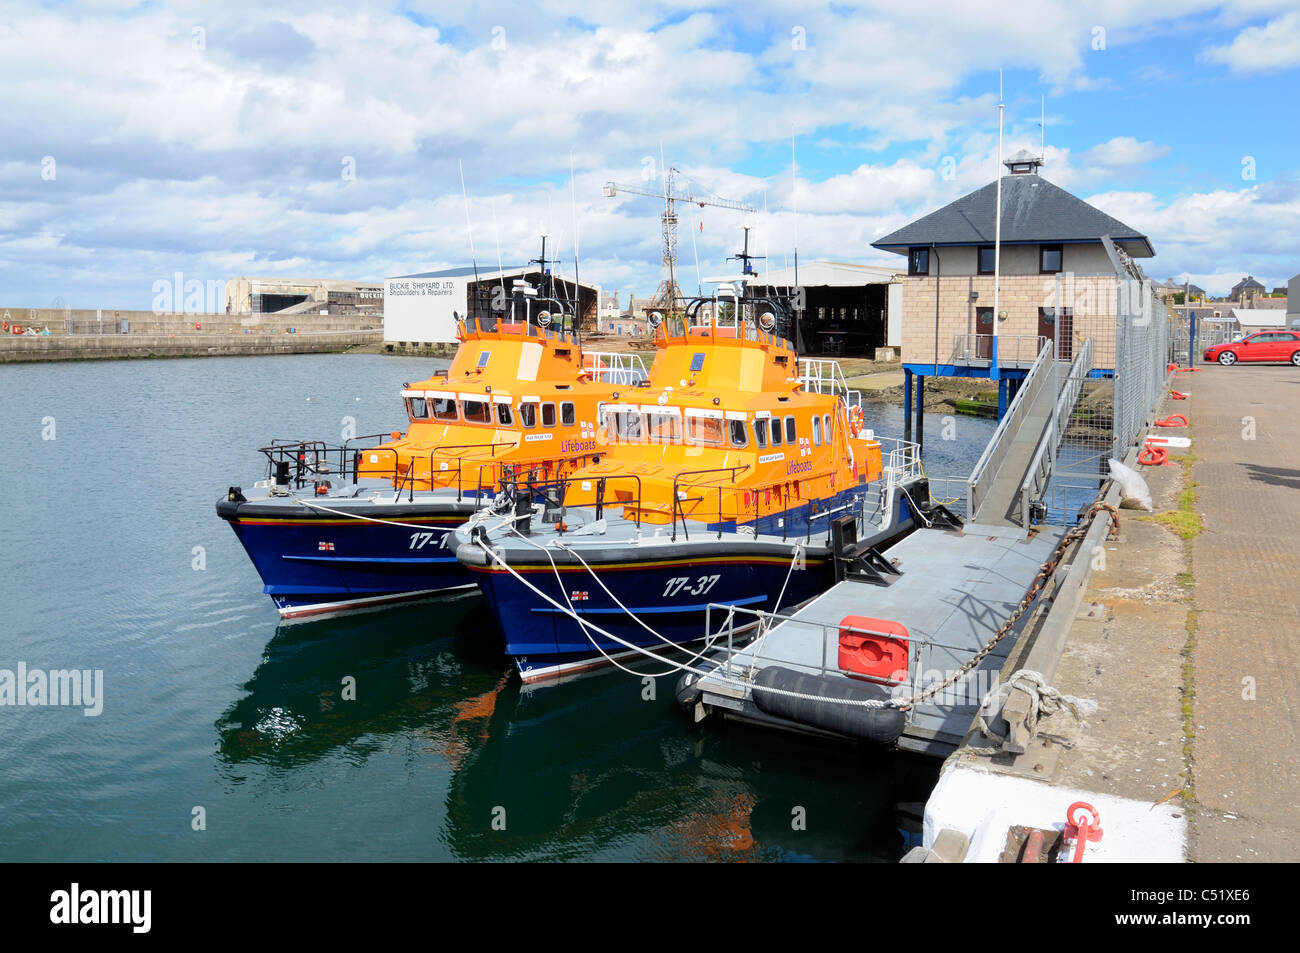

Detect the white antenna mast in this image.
[458,159,481,308]
[992,71,1004,376]
[791,127,800,292]
[569,152,583,335]
[1039,93,1046,161]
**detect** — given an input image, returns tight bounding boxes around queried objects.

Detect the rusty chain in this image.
[890,500,1120,710]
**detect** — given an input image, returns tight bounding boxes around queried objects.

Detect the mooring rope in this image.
[475,499,1119,711]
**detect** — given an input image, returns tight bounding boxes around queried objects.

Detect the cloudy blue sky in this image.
[3,0,1298,310]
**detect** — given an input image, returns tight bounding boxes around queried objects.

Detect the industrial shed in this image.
[749,260,903,357]
[383,265,599,346]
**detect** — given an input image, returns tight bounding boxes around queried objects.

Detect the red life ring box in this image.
[838,615,909,683]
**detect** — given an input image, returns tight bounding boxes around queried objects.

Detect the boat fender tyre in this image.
[751,666,905,745]
[675,672,703,711]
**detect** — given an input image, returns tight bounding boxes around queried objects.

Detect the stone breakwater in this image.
[0,329,381,363]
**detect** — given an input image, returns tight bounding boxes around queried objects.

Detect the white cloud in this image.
[0,1,1296,308]
[1202,10,1300,72]
[1080,136,1171,170]
[1087,182,1300,295]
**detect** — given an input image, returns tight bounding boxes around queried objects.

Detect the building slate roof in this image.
[871,173,1154,257]
[393,265,526,280]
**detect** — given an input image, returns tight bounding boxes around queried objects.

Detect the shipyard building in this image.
[383,265,599,347]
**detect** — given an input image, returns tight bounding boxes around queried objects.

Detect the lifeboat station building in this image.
[748,260,903,358]
[383,265,600,348]
[870,150,1159,417]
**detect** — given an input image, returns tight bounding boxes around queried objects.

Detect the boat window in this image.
[496,402,513,426]
[596,402,607,429]
[686,416,723,446]
[542,402,557,427]
[519,403,537,428]
[561,402,576,426]
[823,414,831,440]
[407,397,429,420]
[769,418,782,446]
[812,415,822,446]
[613,411,642,442]
[647,412,680,444]
[753,419,768,448]
[728,419,748,448]
[785,416,797,443]
[431,397,458,421]
[462,399,491,424]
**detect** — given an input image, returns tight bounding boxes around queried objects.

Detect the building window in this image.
[1040,244,1063,274]
[978,246,996,275]
[908,248,930,276]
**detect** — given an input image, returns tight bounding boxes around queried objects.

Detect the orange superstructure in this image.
[557,300,883,530]
[357,312,642,498]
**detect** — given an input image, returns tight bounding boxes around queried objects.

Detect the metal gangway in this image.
[965,338,1094,529]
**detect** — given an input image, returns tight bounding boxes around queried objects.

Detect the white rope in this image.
[516,534,725,677]
[295,497,477,530]
[474,537,902,709]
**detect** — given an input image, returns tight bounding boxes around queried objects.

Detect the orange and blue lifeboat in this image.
[455,280,922,682]
[217,308,644,620]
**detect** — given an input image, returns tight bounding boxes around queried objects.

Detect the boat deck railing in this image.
[873,435,922,493]
[582,351,649,386]
[259,435,588,505]
[701,603,932,717]
[798,358,862,409]
[459,313,582,346]
[259,434,394,489]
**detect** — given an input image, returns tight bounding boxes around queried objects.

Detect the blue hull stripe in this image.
[281,554,461,565]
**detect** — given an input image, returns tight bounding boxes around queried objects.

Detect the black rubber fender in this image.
[751,666,905,745]
[675,672,702,711]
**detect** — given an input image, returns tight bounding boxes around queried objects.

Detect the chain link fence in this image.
[1040,241,1175,523]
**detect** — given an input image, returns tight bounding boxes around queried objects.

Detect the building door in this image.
[976,308,994,360]
[1039,307,1073,361]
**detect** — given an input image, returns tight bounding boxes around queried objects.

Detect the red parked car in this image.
[1204,330,1300,366]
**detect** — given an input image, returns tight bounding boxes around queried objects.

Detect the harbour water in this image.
[0,354,991,861]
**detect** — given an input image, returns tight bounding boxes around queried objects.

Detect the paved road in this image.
[1187,363,1300,861]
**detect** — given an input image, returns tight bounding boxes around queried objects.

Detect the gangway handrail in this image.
[1018,337,1095,527]
[965,340,1054,519]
